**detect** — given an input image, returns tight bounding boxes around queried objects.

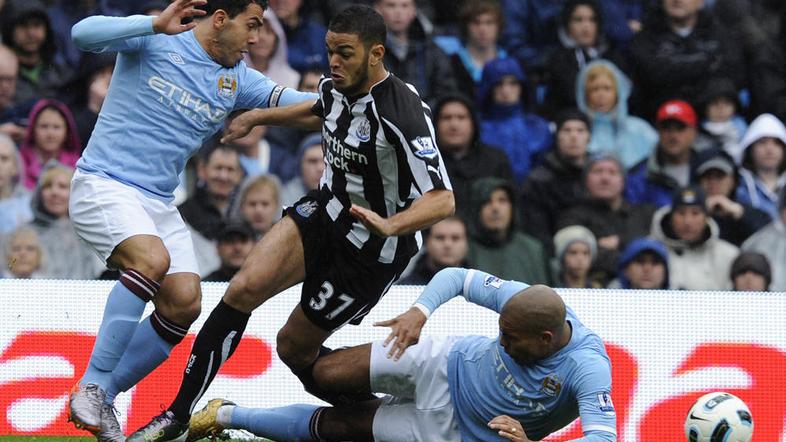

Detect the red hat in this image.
[656,100,697,128]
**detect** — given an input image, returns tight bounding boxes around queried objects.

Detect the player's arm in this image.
[71,0,206,52]
[221,100,321,143]
[569,363,618,441]
[349,188,454,238]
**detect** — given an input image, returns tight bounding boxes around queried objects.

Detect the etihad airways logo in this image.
[148,75,228,124]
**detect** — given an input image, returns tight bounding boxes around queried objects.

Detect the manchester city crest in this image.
[217,74,237,98]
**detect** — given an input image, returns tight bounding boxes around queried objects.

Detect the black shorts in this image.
[285,189,412,331]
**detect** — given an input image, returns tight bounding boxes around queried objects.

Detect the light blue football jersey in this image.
[72,15,317,202]
[415,268,617,441]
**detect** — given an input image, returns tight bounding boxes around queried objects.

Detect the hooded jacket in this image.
[0,139,33,235]
[19,99,82,190]
[244,10,300,90]
[650,205,739,290]
[742,213,786,292]
[611,237,670,289]
[28,164,104,279]
[625,148,702,208]
[576,60,658,169]
[432,94,513,219]
[467,177,550,284]
[735,113,786,221]
[477,58,552,183]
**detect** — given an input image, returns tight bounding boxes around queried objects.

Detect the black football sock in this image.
[169,300,250,421]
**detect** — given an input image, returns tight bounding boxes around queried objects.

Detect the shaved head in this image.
[502,285,566,334]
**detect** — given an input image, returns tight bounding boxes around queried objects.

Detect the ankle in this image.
[217,405,236,427]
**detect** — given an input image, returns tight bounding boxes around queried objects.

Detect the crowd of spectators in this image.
[1,0,785,292]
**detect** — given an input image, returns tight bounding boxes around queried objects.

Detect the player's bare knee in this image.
[130,252,170,282]
[224,272,269,311]
[176,294,201,325]
[276,330,314,371]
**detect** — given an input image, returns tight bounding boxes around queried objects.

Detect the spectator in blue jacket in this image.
[270,0,328,71]
[608,237,670,290]
[735,113,786,221]
[477,58,551,184]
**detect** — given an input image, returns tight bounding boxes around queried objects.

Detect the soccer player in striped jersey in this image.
[129,4,455,441]
[65,1,317,439]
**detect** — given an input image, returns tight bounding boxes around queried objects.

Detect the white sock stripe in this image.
[120,274,156,299]
[152,310,188,334]
[152,311,188,337]
[123,269,161,291]
[189,351,215,414]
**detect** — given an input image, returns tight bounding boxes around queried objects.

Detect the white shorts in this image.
[370,336,462,442]
[69,169,199,275]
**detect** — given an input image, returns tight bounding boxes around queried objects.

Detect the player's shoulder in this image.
[372,75,429,126]
[317,76,333,97]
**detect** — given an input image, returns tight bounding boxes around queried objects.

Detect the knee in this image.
[224,272,266,312]
[177,293,201,326]
[276,329,315,371]
[129,251,170,282]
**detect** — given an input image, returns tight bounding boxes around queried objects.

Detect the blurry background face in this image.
[568,5,598,48]
[706,97,735,123]
[734,271,767,292]
[0,53,17,110]
[658,121,696,159]
[217,234,254,269]
[0,140,18,192]
[301,144,325,190]
[425,219,468,268]
[7,230,41,278]
[624,252,665,289]
[34,108,67,156]
[750,137,785,173]
[468,12,498,48]
[298,71,321,92]
[563,242,591,274]
[232,125,266,155]
[270,0,302,23]
[12,17,46,56]
[480,188,513,232]
[249,22,277,62]
[199,149,243,200]
[375,0,417,35]
[492,76,521,106]
[241,184,278,234]
[88,66,113,112]
[41,171,71,218]
[585,72,617,113]
[699,169,734,197]
[556,120,590,159]
[585,160,624,202]
[670,206,706,242]
[663,0,704,22]
[437,102,473,151]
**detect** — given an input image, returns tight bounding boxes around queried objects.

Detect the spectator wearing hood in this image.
[477,58,551,184]
[576,59,657,169]
[735,113,786,221]
[650,186,739,290]
[693,148,770,246]
[1,0,72,105]
[1,225,44,279]
[741,187,786,292]
[27,164,104,279]
[540,0,627,119]
[730,251,771,292]
[244,10,300,90]
[432,94,513,219]
[697,77,747,160]
[397,216,470,286]
[19,99,81,190]
[626,100,705,207]
[520,109,590,253]
[467,177,550,284]
[270,0,328,71]
[629,0,744,120]
[0,134,32,235]
[374,0,457,103]
[280,133,325,207]
[607,237,670,290]
[552,225,600,288]
[558,153,655,284]
[65,52,115,146]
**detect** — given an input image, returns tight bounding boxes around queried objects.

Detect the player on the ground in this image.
[66,1,317,439]
[128,4,454,441]
[187,268,618,442]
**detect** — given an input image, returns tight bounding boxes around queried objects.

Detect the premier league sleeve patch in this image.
[483,275,504,289]
[597,392,616,415]
[410,136,438,159]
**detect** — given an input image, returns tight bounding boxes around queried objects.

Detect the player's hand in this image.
[152,0,207,35]
[488,415,529,441]
[374,307,427,361]
[221,109,261,144]
[350,204,395,237]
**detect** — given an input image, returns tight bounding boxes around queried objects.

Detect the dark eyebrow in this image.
[250,17,263,25]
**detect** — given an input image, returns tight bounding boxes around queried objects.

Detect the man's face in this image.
[270,0,302,23]
[556,120,590,160]
[425,219,468,268]
[492,75,521,106]
[214,3,264,67]
[0,52,17,110]
[585,159,624,202]
[734,271,767,292]
[200,149,243,200]
[663,0,704,22]
[7,230,41,278]
[480,188,513,233]
[499,315,551,366]
[699,169,734,197]
[563,242,591,275]
[658,121,696,160]
[301,144,325,190]
[0,140,18,191]
[217,234,254,269]
[325,31,372,96]
[12,17,47,55]
[467,12,498,48]
[671,205,706,242]
[437,102,473,151]
[624,252,666,289]
[241,185,278,235]
[375,0,417,35]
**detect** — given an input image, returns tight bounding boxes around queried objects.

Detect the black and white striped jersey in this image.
[311,73,452,264]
